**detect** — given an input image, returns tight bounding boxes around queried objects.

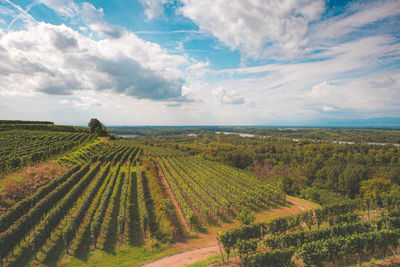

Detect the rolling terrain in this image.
[1,121,400,266]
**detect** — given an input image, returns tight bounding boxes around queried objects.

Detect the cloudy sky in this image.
[0,0,399,125]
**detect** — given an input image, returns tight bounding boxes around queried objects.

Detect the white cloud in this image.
[308,76,400,112]
[312,0,400,41]
[140,0,168,20]
[204,35,400,120]
[212,87,246,105]
[322,106,335,112]
[310,81,337,98]
[0,22,189,101]
[3,0,38,30]
[179,0,325,58]
[38,0,92,18]
[1,0,399,125]
[72,96,103,109]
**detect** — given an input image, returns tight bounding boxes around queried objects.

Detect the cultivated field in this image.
[1,123,400,266]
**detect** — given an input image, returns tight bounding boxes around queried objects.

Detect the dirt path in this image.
[142,195,318,267]
[143,246,220,267]
[156,163,191,233]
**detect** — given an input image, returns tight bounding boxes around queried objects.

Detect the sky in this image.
[0,0,399,126]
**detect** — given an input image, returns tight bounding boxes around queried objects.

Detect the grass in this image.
[254,195,320,223]
[56,243,180,267]
[184,254,223,267]
[0,173,21,192]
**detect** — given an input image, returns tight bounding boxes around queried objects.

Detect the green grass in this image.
[184,254,224,267]
[56,244,180,267]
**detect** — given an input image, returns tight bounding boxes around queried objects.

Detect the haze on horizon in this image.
[0,0,399,126]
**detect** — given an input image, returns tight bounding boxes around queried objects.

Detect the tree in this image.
[360,178,392,203]
[338,164,366,198]
[252,159,274,182]
[88,118,107,137]
[360,178,392,218]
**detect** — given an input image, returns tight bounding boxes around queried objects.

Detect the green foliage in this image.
[300,187,321,203]
[0,124,87,132]
[298,230,400,266]
[137,166,149,237]
[0,164,91,260]
[361,177,392,202]
[58,138,109,165]
[158,155,285,226]
[264,221,371,249]
[28,163,101,256]
[90,164,121,247]
[328,213,360,227]
[241,247,295,267]
[0,130,90,172]
[0,120,53,125]
[218,199,361,265]
[62,164,110,250]
[237,208,255,226]
[131,132,400,199]
[237,238,258,255]
[0,164,81,233]
[89,118,108,137]
[218,223,267,257]
[109,126,400,144]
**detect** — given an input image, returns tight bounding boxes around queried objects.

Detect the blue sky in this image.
[0,0,399,125]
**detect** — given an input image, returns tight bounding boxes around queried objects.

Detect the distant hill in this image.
[0,120,54,125]
[266,117,400,128]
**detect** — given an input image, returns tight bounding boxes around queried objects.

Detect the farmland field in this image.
[1,122,400,266]
[0,124,287,266]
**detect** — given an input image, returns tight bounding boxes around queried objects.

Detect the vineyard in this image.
[2,124,400,266]
[218,199,400,266]
[0,139,143,266]
[0,130,94,172]
[0,127,289,266]
[157,156,285,228]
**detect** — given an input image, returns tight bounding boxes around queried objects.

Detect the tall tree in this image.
[88,118,107,137]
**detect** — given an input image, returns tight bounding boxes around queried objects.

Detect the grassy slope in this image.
[0,136,102,192]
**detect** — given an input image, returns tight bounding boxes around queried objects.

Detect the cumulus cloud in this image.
[88,22,123,39]
[179,0,325,58]
[0,22,189,101]
[140,0,168,20]
[1,0,399,124]
[212,87,246,105]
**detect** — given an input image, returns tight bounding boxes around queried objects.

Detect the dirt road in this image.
[142,195,318,267]
[143,246,219,267]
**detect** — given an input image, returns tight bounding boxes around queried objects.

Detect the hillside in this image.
[1,123,400,266]
[0,124,289,266]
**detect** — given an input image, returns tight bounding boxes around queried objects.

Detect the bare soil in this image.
[143,245,220,267]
